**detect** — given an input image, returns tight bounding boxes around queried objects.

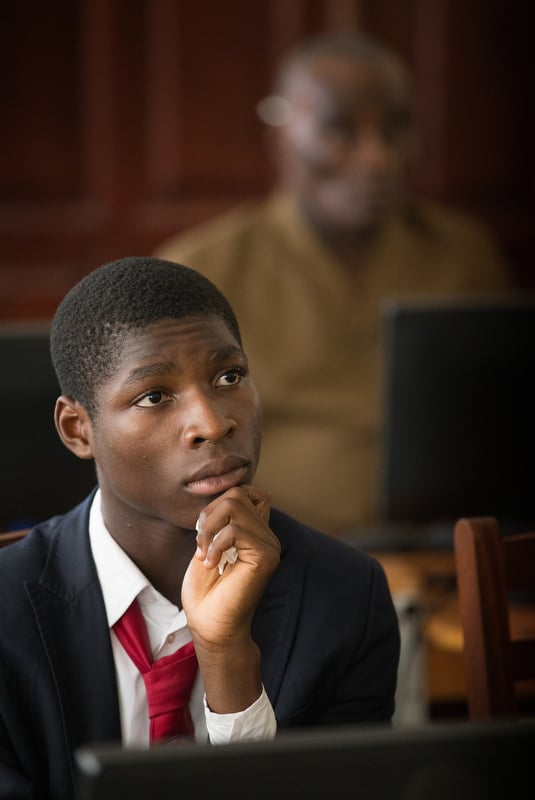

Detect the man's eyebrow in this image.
[123,362,175,385]
[123,347,245,385]
[207,345,245,363]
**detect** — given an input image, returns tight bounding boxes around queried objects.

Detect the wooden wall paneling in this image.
[1,0,532,320]
[128,0,275,250]
[0,2,82,204]
[440,0,534,287]
[437,0,533,286]
[0,0,120,318]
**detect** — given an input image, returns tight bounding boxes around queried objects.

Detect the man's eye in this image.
[217,368,246,387]
[136,390,167,407]
[383,111,412,142]
[322,117,355,142]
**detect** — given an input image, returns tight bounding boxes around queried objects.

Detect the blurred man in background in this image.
[155,31,513,538]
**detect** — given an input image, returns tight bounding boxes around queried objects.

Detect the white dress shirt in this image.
[88,490,277,746]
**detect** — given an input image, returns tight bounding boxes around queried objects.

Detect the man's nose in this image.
[346,130,393,172]
[182,392,237,446]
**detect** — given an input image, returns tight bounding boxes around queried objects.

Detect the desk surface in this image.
[369,549,456,601]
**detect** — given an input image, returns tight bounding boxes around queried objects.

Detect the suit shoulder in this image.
[0,516,60,571]
[0,497,92,586]
[269,508,378,575]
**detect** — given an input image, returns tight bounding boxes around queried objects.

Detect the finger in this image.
[195,517,235,569]
[194,486,278,574]
[195,486,270,552]
[243,485,271,523]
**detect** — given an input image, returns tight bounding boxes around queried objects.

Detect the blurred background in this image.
[0,0,533,318]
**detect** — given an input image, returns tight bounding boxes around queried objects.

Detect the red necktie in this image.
[113,599,198,743]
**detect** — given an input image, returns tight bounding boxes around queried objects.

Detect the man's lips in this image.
[184,458,249,497]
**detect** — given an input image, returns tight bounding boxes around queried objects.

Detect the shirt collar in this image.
[88,490,151,628]
[88,491,191,661]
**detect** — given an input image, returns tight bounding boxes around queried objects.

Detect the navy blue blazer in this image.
[0,492,399,799]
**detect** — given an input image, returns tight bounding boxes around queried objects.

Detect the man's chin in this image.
[330,207,388,238]
[324,192,393,227]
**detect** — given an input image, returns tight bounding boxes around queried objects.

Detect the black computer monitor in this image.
[379,297,535,536]
[0,322,97,530]
[75,718,534,800]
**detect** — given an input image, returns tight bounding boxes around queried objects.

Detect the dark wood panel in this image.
[142,1,271,197]
[0,1,83,202]
[0,0,533,320]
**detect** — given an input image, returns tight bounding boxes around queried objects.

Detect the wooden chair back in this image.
[0,528,30,548]
[454,516,535,719]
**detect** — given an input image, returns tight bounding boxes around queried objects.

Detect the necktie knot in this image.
[114,599,198,743]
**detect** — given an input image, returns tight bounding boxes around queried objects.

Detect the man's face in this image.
[277,55,416,236]
[85,316,263,532]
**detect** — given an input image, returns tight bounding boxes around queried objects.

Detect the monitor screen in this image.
[0,322,97,530]
[378,297,535,534]
[75,718,534,800]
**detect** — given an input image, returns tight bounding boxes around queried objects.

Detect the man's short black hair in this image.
[50,256,242,418]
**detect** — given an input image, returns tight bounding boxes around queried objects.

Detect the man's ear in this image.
[54,395,94,460]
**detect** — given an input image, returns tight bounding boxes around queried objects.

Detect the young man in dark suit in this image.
[0,256,399,799]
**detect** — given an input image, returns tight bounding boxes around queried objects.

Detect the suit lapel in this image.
[253,527,309,706]
[25,506,121,765]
